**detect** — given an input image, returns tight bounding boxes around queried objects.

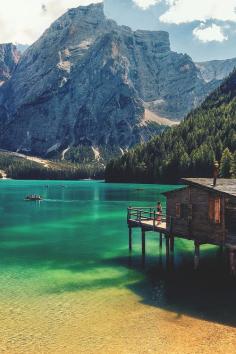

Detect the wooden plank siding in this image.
[226,198,236,244]
[166,188,190,238]
[190,187,224,245]
[166,186,227,245]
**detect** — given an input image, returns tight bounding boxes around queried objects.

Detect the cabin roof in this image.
[182,178,236,198]
[162,186,188,196]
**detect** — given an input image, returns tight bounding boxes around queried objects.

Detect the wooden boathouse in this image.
[127,177,236,273]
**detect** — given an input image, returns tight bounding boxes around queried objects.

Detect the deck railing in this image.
[127,206,167,229]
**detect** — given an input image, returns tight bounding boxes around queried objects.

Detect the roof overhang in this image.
[162,185,188,196]
[181,178,236,199]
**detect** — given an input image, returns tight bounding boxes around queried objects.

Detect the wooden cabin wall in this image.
[190,187,225,245]
[226,197,236,243]
[166,188,190,238]
[166,186,225,245]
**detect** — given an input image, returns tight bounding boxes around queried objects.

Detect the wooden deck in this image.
[127,206,195,268]
[128,218,167,232]
[127,206,170,233]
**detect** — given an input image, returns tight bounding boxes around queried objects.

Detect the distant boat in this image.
[25,195,43,201]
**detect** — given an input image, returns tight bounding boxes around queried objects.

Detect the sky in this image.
[0,0,236,61]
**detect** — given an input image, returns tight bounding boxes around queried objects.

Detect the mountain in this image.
[0,3,234,161]
[105,69,236,183]
[196,58,236,83]
[16,44,29,54]
[0,43,20,85]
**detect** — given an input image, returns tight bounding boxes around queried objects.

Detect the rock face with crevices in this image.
[196,58,236,83]
[0,43,20,85]
[0,3,233,159]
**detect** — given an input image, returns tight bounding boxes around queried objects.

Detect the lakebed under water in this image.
[0,180,236,354]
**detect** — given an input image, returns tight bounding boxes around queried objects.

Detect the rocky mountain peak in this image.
[69,2,105,18]
[0,43,20,85]
[134,30,170,53]
[0,4,235,161]
[44,2,114,44]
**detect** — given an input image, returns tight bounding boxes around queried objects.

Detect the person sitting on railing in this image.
[157,201,162,225]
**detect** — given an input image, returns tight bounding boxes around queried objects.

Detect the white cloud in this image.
[160,0,236,24]
[0,0,235,45]
[0,0,102,44]
[132,0,161,9]
[193,23,228,43]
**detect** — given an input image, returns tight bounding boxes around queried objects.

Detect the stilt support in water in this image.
[165,235,170,257]
[129,227,132,252]
[194,241,200,270]
[142,229,146,256]
[159,233,163,248]
[229,249,236,276]
[170,235,174,253]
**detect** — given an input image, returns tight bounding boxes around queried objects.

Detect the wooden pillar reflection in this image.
[129,227,132,252]
[194,241,200,270]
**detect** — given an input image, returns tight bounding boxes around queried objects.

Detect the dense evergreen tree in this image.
[105,70,236,183]
[220,148,233,178]
[231,151,236,178]
[0,152,104,180]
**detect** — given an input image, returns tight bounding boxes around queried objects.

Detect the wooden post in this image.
[194,241,200,270]
[142,229,146,257]
[165,235,170,258]
[168,217,174,253]
[159,232,163,248]
[229,249,236,276]
[129,227,132,252]
[127,207,131,224]
[165,235,170,269]
[170,235,174,253]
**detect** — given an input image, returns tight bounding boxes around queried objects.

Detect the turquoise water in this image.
[0,180,236,353]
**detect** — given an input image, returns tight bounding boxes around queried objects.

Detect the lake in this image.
[0,180,236,353]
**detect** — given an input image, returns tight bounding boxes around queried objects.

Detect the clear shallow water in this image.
[0,180,236,354]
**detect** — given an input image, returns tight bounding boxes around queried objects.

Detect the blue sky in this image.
[0,0,235,62]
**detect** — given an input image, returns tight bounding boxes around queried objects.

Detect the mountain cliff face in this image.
[105,70,236,183]
[0,43,20,85]
[196,58,236,83]
[0,3,233,159]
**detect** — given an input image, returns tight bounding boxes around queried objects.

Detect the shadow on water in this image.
[1,233,236,328]
[107,248,236,329]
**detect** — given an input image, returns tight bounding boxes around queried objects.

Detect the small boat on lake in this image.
[25,195,43,201]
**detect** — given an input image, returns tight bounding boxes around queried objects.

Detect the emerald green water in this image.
[0,180,236,353]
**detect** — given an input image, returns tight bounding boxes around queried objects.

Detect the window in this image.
[209,196,221,224]
[176,203,181,218]
[176,203,192,218]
